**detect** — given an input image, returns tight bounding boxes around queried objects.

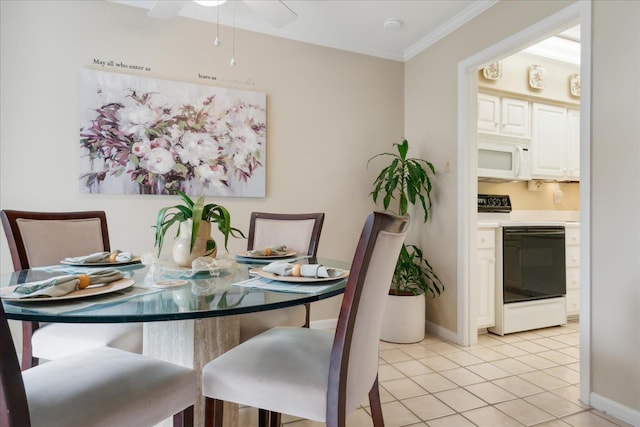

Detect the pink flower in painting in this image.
[143,147,175,174]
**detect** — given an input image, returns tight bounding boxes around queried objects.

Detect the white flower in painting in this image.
[196,164,227,190]
[142,147,175,174]
[117,103,160,138]
[176,132,219,166]
[131,139,151,157]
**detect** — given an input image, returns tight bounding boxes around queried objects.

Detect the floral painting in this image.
[79,69,266,197]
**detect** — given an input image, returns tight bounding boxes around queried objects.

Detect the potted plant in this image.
[154,190,245,267]
[368,138,444,343]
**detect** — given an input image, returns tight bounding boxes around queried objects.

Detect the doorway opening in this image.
[457,1,591,404]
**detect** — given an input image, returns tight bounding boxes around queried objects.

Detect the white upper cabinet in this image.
[531,103,568,179]
[478,93,500,133]
[566,109,580,180]
[501,98,530,137]
[531,103,580,180]
[478,93,530,137]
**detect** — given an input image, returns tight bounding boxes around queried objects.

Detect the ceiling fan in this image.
[146,0,297,28]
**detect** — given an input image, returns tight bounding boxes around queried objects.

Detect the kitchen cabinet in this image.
[477,225,497,328]
[565,223,580,318]
[531,103,568,179]
[566,109,580,180]
[478,93,530,137]
[531,103,580,181]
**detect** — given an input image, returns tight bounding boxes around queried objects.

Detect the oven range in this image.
[478,194,567,335]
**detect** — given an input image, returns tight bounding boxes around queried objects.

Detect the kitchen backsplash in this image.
[478,180,579,211]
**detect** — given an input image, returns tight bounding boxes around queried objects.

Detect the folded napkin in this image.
[64,251,133,264]
[5,269,124,299]
[248,244,288,257]
[262,261,342,279]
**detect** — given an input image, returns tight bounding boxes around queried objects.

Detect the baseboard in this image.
[590,392,640,426]
[426,320,459,344]
[310,318,338,330]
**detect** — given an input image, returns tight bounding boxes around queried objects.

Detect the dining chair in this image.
[0,209,143,370]
[239,212,325,342]
[202,211,409,427]
[0,300,197,427]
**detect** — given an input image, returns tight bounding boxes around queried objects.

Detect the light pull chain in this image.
[214,0,221,46]
[230,0,236,66]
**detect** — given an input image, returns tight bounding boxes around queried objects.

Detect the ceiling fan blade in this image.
[243,0,297,28]
[147,0,186,19]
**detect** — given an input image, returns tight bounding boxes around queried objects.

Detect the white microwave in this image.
[478,139,532,181]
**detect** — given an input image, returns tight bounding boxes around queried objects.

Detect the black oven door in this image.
[503,226,566,303]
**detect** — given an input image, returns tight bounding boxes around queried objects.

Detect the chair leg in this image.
[205,398,224,427]
[368,375,385,427]
[21,321,39,370]
[258,408,269,427]
[173,405,194,427]
[304,303,311,328]
[269,411,281,427]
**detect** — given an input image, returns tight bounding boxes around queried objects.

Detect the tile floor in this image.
[238,321,632,427]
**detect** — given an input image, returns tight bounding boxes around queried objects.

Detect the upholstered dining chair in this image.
[0,209,142,370]
[239,212,325,342]
[0,300,197,427]
[202,211,409,427]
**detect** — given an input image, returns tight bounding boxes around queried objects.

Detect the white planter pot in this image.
[380,292,426,344]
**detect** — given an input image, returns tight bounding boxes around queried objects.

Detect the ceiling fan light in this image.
[194,0,227,7]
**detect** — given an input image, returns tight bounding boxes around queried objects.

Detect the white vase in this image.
[380,292,426,343]
[172,220,216,267]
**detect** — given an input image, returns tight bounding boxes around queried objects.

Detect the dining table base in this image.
[144,315,240,427]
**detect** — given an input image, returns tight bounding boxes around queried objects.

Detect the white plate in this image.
[250,268,349,283]
[0,279,135,302]
[236,250,296,260]
[60,256,142,267]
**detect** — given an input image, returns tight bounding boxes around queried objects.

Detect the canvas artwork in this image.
[79,69,266,197]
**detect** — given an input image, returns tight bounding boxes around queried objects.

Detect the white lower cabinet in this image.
[565,223,580,318]
[477,225,497,329]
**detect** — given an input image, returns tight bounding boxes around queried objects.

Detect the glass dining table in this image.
[0,256,349,427]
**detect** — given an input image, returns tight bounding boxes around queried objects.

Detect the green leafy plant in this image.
[154,190,245,257]
[368,138,444,296]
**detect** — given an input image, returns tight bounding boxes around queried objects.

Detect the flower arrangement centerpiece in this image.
[155,191,245,267]
[79,73,266,196]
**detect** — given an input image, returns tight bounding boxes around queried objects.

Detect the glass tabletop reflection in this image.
[0,258,349,323]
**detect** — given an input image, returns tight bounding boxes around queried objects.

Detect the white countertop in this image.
[478,210,579,226]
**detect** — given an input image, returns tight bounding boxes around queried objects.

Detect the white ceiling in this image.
[112,0,499,62]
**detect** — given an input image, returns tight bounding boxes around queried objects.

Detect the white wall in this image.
[590,0,640,419]
[0,1,404,323]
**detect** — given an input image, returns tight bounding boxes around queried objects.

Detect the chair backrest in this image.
[328,212,409,419]
[0,301,31,426]
[247,212,325,257]
[0,210,110,271]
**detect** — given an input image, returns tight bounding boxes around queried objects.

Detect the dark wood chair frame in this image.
[247,211,325,328]
[0,300,194,427]
[206,212,409,427]
[0,210,111,370]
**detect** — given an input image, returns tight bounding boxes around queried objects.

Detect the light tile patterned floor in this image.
[238,320,633,427]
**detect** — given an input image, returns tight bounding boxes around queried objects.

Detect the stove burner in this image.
[478,194,512,213]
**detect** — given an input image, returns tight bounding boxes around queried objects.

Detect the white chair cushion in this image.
[239,305,306,342]
[202,327,333,421]
[32,323,142,360]
[23,346,197,427]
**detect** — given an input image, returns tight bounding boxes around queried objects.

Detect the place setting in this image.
[60,250,142,267]
[0,268,135,303]
[234,258,349,294]
[235,243,297,263]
